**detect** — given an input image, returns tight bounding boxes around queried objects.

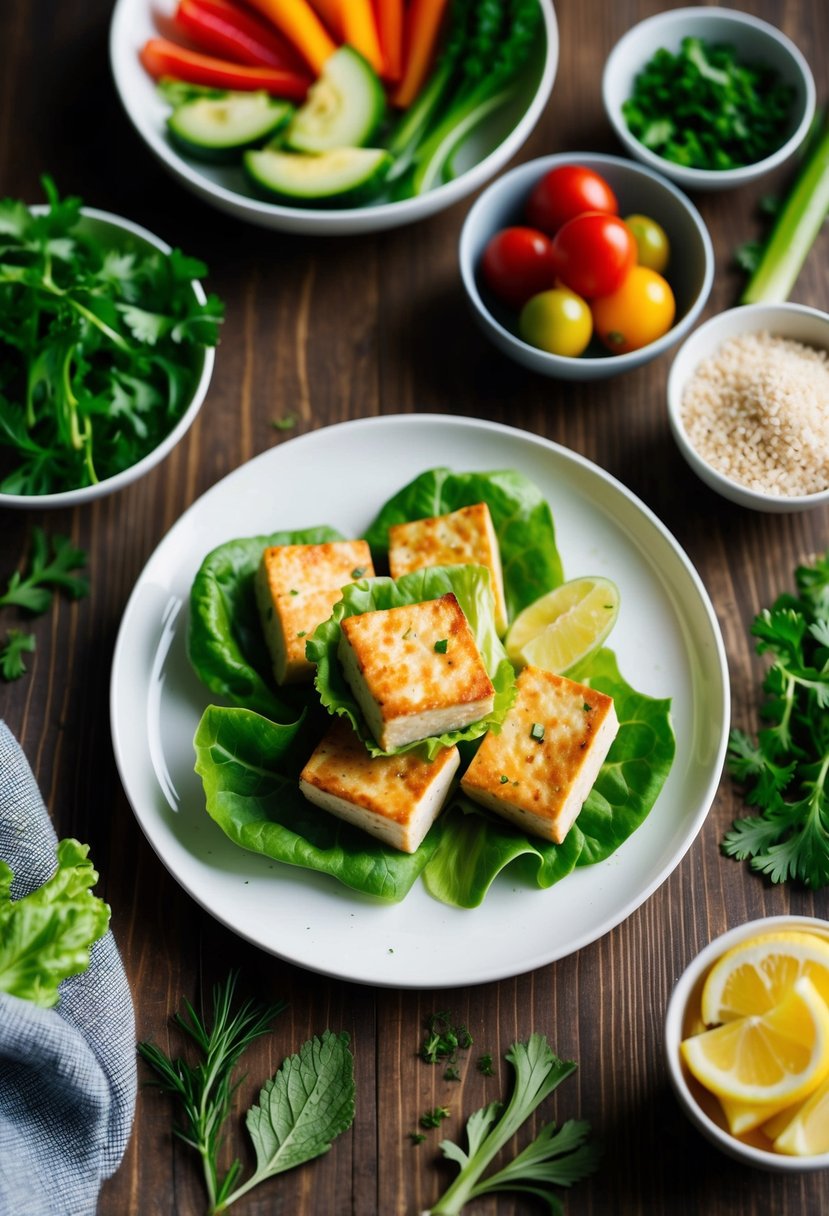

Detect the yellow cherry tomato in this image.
[591,266,675,354]
[518,288,593,357]
[624,214,670,273]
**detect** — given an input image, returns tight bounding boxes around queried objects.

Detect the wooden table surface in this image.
[2,1,829,1213]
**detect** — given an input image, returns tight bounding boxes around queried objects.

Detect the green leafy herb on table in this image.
[138,972,355,1215]
[622,36,794,171]
[0,527,88,613]
[0,177,223,495]
[426,1035,599,1216]
[723,552,829,888]
[419,1010,473,1066]
[0,838,110,1007]
[0,628,35,680]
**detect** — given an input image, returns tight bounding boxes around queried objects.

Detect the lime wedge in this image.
[505,576,620,673]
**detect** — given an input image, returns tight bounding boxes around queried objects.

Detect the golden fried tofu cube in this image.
[460,665,619,843]
[255,540,374,684]
[388,503,508,635]
[337,592,495,750]
[299,720,460,853]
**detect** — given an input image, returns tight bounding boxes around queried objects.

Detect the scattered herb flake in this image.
[420,1105,451,1129]
[270,414,297,431]
[0,628,36,680]
[409,1132,427,1145]
[351,566,366,579]
[0,527,88,614]
[530,722,545,742]
[419,1011,473,1066]
[444,1065,461,1082]
[499,774,509,784]
[434,638,449,654]
[477,1053,495,1077]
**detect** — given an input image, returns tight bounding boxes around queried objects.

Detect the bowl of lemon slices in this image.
[665,917,829,1170]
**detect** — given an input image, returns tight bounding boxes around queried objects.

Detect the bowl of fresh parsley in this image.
[602,7,816,191]
[0,179,223,507]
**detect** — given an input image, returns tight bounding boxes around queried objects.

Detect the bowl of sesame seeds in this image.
[667,303,829,512]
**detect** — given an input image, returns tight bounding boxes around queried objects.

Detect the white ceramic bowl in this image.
[459,152,713,381]
[665,915,829,1172]
[667,303,829,512]
[109,0,559,235]
[0,207,215,510]
[602,7,816,192]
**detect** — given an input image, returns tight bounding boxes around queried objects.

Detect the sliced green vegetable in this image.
[741,112,829,303]
[285,45,386,153]
[244,146,392,205]
[168,91,294,162]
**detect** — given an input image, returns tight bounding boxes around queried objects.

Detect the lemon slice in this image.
[701,931,829,1025]
[771,1073,829,1155]
[505,577,620,673]
[681,976,829,1106]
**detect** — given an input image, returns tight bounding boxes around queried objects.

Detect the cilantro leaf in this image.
[0,527,88,613]
[0,628,35,679]
[0,838,110,1007]
[724,551,829,889]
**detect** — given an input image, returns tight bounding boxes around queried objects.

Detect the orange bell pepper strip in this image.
[339,0,384,75]
[391,0,450,109]
[242,0,337,75]
[139,37,312,98]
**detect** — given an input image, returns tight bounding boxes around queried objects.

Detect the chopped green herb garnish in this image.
[289,589,299,596]
[434,638,449,654]
[402,626,413,640]
[583,702,592,713]
[420,1105,451,1129]
[409,1132,427,1145]
[419,1011,473,1066]
[351,566,366,579]
[499,774,509,784]
[296,631,307,638]
[0,527,88,613]
[0,629,36,681]
[444,1065,461,1082]
[530,722,545,742]
[270,414,297,431]
[477,1053,495,1077]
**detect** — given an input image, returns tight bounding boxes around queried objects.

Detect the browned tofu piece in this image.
[255,540,374,684]
[299,720,460,853]
[388,503,508,635]
[460,665,619,843]
[337,592,495,750]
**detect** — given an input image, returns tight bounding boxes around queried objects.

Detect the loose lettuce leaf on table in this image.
[0,838,111,1007]
[364,467,565,620]
[421,648,675,907]
[194,705,439,901]
[306,564,516,759]
[188,526,343,722]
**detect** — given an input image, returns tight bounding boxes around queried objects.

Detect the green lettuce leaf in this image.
[187,526,343,722]
[421,648,675,907]
[0,838,111,1007]
[194,705,440,901]
[364,467,564,619]
[306,565,515,759]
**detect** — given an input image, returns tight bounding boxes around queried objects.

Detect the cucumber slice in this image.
[286,46,385,153]
[168,92,294,163]
[244,147,392,207]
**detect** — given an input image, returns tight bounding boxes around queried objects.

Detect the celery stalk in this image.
[741,114,829,304]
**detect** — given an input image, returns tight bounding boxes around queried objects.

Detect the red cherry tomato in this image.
[552,213,636,299]
[525,164,618,235]
[480,226,557,309]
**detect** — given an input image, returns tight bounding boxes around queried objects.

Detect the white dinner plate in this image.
[108,0,558,234]
[110,415,729,988]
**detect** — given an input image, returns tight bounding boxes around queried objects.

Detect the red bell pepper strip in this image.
[173,0,307,72]
[140,37,311,97]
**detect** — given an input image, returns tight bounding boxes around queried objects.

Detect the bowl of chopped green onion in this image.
[602,7,816,191]
[0,183,221,508]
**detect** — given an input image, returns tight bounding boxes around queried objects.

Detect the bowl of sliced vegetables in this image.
[602,7,816,191]
[666,917,829,1171]
[0,183,220,508]
[109,0,559,234]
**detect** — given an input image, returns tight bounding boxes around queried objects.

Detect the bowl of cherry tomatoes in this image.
[459,153,714,380]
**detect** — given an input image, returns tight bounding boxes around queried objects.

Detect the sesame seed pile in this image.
[680,331,829,497]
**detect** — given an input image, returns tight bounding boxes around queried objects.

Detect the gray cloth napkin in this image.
[0,722,137,1216]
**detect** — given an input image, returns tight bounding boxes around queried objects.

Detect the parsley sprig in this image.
[0,177,223,494]
[138,972,355,1214]
[0,527,87,681]
[723,552,829,888]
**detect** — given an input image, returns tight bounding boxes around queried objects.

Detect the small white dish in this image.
[665,915,829,1172]
[602,7,816,192]
[459,152,713,381]
[0,206,215,510]
[109,0,559,234]
[667,303,829,512]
